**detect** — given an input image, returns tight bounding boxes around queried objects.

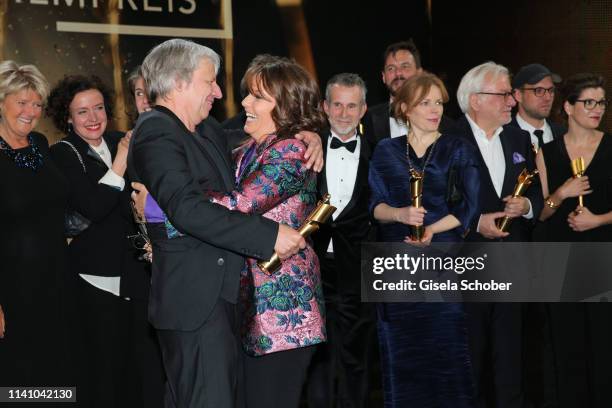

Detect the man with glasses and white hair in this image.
[128,39,307,408]
[455,62,543,408]
[509,63,566,151]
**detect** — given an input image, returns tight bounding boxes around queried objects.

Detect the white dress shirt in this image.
[465,114,532,232]
[325,131,360,253]
[515,113,554,149]
[80,138,124,297]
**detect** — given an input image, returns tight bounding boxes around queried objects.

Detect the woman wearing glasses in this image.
[48,75,147,407]
[535,73,612,408]
[536,73,612,240]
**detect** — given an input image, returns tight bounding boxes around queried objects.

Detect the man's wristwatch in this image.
[545,197,559,209]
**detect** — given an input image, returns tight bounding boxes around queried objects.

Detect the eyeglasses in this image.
[575,99,609,110]
[521,87,555,97]
[476,91,515,101]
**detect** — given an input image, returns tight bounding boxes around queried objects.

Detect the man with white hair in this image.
[129,39,308,408]
[454,62,543,408]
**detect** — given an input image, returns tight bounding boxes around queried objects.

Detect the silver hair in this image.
[456,61,509,113]
[0,60,49,106]
[141,39,220,101]
[325,73,367,104]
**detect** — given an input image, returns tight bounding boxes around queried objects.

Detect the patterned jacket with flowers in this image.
[208,134,326,356]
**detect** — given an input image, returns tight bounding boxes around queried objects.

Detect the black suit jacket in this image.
[313,131,374,294]
[50,131,148,296]
[455,115,543,242]
[508,114,566,142]
[363,101,456,148]
[128,107,277,330]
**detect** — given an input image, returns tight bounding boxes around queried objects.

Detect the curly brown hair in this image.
[242,55,326,139]
[46,75,114,133]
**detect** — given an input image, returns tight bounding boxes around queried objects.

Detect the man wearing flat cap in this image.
[510,63,566,152]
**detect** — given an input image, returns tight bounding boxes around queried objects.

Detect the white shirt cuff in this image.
[476,214,483,233]
[522,198,533,220]
[98,169,125,191]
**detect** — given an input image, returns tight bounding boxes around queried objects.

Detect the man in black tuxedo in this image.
[509,63,566,152]
[455,62,543,408]
[306,73,376,408]
[129,39,306,408]
[363,39,454,148]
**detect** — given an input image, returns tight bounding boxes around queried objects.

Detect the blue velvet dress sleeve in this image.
[368,139,394,215]
[447,140,482,237]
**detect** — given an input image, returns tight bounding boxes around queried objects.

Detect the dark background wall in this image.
[2,0,610,137]
[224,0,610,130]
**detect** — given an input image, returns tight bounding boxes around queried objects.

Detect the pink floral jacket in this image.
[208,135,326,356]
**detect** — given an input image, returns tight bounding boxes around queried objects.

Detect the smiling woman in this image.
[0,60,76,387]
[47,75,150,407]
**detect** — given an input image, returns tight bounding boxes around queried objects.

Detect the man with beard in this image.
[510,63,565,151]
[363,39,454,148]
[306,73,377,408]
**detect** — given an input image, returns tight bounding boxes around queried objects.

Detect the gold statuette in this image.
[496,168,539,232]
[409,169,425,240]
[257,194,336,275]
[570,157,586,207]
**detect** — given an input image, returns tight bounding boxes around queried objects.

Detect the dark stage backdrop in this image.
[1,0,610,141]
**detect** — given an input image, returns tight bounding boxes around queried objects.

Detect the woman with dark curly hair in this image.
[48,75,145,407]
[135,54,327,407]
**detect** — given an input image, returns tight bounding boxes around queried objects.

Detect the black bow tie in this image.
[330,137,357,153]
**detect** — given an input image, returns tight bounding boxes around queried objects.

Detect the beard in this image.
[331,122,356,137]
[523,103,552,121]
[388,76,406,95]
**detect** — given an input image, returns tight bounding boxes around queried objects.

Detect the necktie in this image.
[330,137,357,153]
[533,129,545,149]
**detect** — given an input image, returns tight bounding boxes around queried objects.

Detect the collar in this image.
[465,113,503,142]
[330,129,358,143]
[515,112,549,133]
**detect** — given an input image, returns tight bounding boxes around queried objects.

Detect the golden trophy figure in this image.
[570,157,586,207]
[257,194,336,275]
[409,169,425,241]
[496,168,539,232]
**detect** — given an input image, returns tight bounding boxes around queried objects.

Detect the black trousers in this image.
[243,345,316,408]
[157,298,238,408]
[466,303,529,408]
[306,255,377,408]
[75,277,130,408]
[125,296,165,408]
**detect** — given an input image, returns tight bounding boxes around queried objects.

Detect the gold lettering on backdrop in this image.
[143,0,162,12]
[179,0,195,15]
[118,0,138,11]
[53,0,87,7]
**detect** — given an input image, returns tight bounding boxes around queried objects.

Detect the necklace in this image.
[0,134,43,171]
[405,132,440,179]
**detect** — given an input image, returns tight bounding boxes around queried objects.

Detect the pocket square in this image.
[512,152,525,164]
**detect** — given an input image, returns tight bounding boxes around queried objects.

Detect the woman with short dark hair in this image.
[535,73,612,407]
[48,74,145,407]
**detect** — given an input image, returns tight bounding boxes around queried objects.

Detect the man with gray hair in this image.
[307,73,377,408]
[455,62,542,408]
[129,39,307,408]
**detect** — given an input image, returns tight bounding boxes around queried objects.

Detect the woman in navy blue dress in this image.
[369,72,481,407]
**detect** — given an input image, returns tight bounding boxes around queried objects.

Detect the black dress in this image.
[0,132,74,387]
[540,133,612,408]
